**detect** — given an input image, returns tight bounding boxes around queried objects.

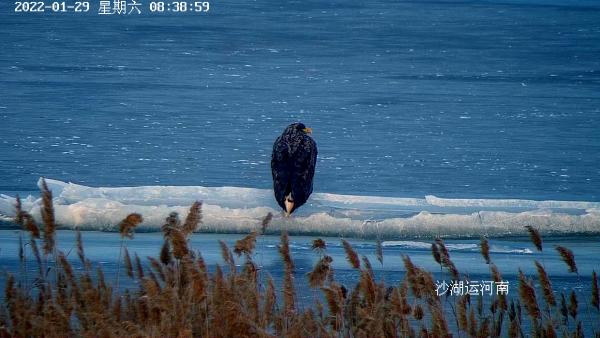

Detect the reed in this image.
[556,246,577,273]
[341,239,360,269]
[593,271,599,311]
[525,225,543,252]
[3,194,599,337]
[480,236,491,264]
[534,260,556,307]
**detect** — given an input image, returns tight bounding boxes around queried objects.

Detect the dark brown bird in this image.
[271,123,317,216]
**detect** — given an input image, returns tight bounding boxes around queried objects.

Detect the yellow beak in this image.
[303,127,313,134]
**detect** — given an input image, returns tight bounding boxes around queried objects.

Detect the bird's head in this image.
[285,122,312,135]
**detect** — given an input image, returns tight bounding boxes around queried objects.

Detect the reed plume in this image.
[480,236,490,264]
[431,242,441,265]
[40,178,56,255]
[234,231,257,257]
[555,246,577,273]
[525,225,543,251]
[160,240,172,265]
[322,284,343,317]
[435,238,459,280]
[307,255,332,288]
[534,260,556,307]
[375,239,383,266]
[23,214,40,239]
[260,212,273,235]
[518,269,540,319]
[341,239,360,269]
[118,213,143,239]
[219,240,235,272]
[170,226,189,259]
[162,211,180,236]
[182,201,202,235]
[569,290,578,319]
[311,238,326,254]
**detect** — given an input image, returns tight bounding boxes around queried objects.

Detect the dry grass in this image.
[2,193,599,337]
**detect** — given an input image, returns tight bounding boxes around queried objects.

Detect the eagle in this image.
[271,123,318,216]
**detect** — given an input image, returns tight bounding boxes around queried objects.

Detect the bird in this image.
[271,122,318,216]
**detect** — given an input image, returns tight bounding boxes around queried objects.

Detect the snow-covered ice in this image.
[0,178,598,239]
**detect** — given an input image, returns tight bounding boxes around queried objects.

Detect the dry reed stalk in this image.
[133,253,144,280]
[559,293,568,324]
[262,277,276,328]
[182,201,202,235]
[279,231,296,317]
[234,231,257,257]
[412,304,424,320]
[457,295,468,331]
[30,238,43,275]
[219,240,235,272]
[322,284,343,317]
[160,240,172,265]
[162,212,180,237]
[124,247,134,278]
[170,226,189,259]
[23,214,40,239]
[307,255,332,288]
[575,321,584,338]
[75,229,85,265]
[362,255,374,280]
[14,195,24,226]
[431,243,441,265]
[57,251,74,284]
[279,231,294,270]
[435,238,459,280]
[555,246,577,273]
[402,255,423,299]
[477,317,490,338]
[534,260,556,307]
[592,270,599,311]
[544,322,557,338]
[341,239,360,269]
[518,270,540,319]
[569,290,578,319]
[260,212,273,235]
[490,264,507,311]
[468,307,477,337]
[40,178,56,255]
[375,239,383,267]
[148,257,167,282]
[508,319,519,338]
[359,269,377,308]
[480,236,491,264]
[525,225,543,251]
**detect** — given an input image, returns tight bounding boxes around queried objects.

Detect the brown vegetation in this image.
[1,189,599,337]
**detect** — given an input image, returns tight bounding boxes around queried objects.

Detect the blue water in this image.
[1,0,600,202]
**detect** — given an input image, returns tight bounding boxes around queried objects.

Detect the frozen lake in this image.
[1,0,599,202]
